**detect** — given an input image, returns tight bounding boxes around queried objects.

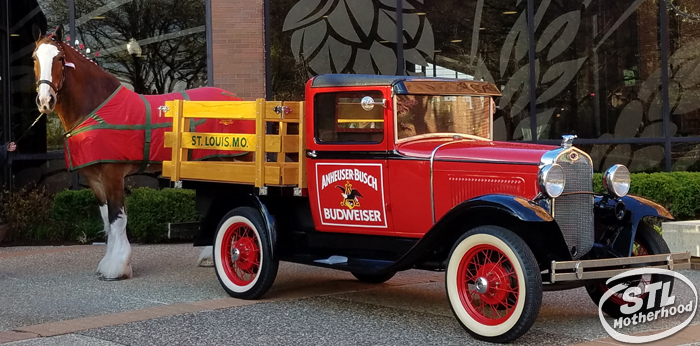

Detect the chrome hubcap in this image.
[475,277,489,294]
[231,247,240,261]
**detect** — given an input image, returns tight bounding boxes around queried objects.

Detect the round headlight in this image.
[604,164,630,198]
[539,164,565,198]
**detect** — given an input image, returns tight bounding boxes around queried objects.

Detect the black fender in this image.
[194,191,277,258]
[379,194,571,274]
[594,194,674,257]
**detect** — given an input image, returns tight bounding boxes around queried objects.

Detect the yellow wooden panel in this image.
[298,102,307,188]
[264,135,299,153]
[164,132,174,148]
[281,165,299,185]
[163,101,177,118]
[180,101,258,119]
[179,161,256,184]
[255,99,266,188]
[264,166,282,185]
[265,101,283,120]
[163,162,172,178]
[180,132,256,151]
[281,101,301,120]
[170,100,183,181]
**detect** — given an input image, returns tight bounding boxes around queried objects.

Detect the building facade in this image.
[2,0,700,190]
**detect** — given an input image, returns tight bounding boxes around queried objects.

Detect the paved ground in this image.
[0,244,699,346]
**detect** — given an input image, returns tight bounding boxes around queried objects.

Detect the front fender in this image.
[446,195,554,223]
[384,194,569,273]
[594,194,674,256]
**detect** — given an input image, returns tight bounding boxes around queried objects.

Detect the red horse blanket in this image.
[64,86,255,171]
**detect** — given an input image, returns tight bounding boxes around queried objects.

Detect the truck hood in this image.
[395,137,557,165]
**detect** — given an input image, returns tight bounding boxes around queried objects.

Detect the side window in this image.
[314,91,385,144]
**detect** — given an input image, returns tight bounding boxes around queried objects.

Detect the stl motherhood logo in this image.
[599,268,698,343]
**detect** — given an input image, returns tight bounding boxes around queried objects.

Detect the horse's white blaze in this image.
[35,43,59,109]
[97,207,132,279]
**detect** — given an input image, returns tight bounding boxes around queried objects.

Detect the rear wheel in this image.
[351,271,396,284]
[446,226,542,343]
[213,207,278,299]
[586,222,674,318]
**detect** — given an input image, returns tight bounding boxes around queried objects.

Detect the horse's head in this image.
[32,25,68,113]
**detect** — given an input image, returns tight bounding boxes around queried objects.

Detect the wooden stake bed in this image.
[161,99,307,188]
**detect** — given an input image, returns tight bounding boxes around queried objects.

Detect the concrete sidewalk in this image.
[1,244,698,345]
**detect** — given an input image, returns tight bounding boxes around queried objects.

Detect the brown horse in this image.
[31,26,249,280]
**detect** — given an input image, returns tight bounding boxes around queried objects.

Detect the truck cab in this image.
[162,74,691,343]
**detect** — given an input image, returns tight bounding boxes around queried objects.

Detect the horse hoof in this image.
[98,274,129,281]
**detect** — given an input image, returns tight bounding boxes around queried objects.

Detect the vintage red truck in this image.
[160,74,691,342]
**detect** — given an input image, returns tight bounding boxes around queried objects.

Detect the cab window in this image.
[314,91,385,144]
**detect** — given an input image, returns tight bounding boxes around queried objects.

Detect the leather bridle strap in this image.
[36,79,60,93]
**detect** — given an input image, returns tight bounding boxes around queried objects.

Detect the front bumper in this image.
[549,252,691,283]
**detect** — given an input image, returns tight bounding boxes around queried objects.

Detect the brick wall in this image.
[211,0,266,100]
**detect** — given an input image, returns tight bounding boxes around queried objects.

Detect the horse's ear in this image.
[54,26,64,42]
[32,24,43,42]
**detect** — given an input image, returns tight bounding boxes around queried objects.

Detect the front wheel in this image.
[213,207,278,299]
[446,226,542,343]
[586,222,674,318]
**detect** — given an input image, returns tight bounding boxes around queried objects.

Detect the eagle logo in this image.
[336,181,363,209]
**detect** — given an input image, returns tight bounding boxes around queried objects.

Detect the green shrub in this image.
[0,187,57,242]
[125,187,200,243]
[51,189,103,243]
[594,172,700,220]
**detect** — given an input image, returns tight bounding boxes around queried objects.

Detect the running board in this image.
[549,252,691,283]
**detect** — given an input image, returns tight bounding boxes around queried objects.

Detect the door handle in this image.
[307,150,317,158]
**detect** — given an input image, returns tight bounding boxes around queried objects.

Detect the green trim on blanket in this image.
[64,137,74,171]
[138,94,152,173]
[64,86,122,137]
[69,122,173,137]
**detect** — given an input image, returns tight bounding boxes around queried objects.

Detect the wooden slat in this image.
[298,101,306,188]
[163,101,177,118]
[255,99,266,188]
[264,135,299,153]
[170,100,183,182]
[179,161,256,183]
[180,132,256,151]
[264,101,283,120]
[180,101,258,119]
[164,132,174,148]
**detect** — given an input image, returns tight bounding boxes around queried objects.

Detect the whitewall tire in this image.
[213,207,278,299]
[446,226,542,343]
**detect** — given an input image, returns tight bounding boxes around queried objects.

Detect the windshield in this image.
[396,95,493,141]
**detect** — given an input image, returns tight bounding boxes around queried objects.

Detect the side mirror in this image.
[360,96,386,111]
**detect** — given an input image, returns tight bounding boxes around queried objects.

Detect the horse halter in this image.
[35,37,67,95]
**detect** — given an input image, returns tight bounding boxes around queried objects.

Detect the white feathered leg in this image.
[96,205,112,274]
[197,246,214,267]
[97,207,132,280]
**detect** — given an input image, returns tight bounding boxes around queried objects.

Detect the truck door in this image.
[305,89,394,236]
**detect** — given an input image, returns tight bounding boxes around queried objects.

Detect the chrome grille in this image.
[553,149,594,259]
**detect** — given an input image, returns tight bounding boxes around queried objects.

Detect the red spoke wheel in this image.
[446,226,542,343]
[586,222,674,318]
[214,207,278,299]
